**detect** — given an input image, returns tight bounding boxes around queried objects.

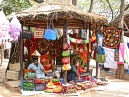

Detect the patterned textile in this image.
[71,55,85,68]
[40,54,52,71]
[102,25,122,49]
[24,37,63,56]
[9,43,20,63]
[37,38,52,55]
[49,37,63,58]
[24,37,38,55]
[114,49,119,61]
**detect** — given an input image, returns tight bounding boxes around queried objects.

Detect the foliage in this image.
[77,0,129,21]
[0,0,37,15]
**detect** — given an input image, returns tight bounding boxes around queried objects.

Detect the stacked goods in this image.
[44,79,63,93]
[34,79,50,84]
[34,79,50,91]
[63,81,95,94]
[22,81,35,91]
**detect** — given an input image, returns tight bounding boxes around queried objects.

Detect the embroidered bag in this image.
[62,57,70,64]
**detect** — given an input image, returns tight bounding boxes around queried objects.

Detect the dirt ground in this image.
[0,71,129,97]
[0,58,129,97]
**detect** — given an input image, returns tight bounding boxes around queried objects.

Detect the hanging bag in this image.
[96,46,106,63]
[62,51,70,57]
[21,30,32,39]
[44,20,57,40]
[62,57,70,64]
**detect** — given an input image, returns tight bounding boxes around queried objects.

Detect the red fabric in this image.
[78,66,84,75]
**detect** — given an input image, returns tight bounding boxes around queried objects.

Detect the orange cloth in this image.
[78,66,84,75]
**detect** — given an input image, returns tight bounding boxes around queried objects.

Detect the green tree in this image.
[0,0,37,15]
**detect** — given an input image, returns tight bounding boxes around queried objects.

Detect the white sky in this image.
[126,0,129,3]
[0,0,2,3]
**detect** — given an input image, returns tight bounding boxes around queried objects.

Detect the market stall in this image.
[6,0,108,96]
[110,13,129,79]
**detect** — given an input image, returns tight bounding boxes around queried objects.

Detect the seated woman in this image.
[67,61,85,82]
[67,61,79,82]
[78,65,85,80]
[27,58,50,79]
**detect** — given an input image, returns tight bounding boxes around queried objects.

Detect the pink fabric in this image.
[117,43,124,64]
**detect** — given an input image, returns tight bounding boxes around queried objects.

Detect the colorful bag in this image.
[34,28,44,38]
[62,51,70,57]
[62,64,71,70]
[96,54,106,63]
[62,57,70,64]
[63,43,70,50]
[96,46,106,63]
[44,20,57,40]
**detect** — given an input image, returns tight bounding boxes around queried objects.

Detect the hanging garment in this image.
[79,29,87,39]
[117,43,124,64]
[104,47,117,69]
[98,34,103,47]
[67,34,70,45]
[124,43,129,64]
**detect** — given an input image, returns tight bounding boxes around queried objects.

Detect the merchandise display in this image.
[102,25,122,49]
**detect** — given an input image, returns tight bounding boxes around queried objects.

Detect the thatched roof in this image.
[7,0,108,29]
[110,13,129,29]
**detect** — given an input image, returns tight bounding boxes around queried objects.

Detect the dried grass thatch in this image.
[110,13,129,29]
[7,0,108,29]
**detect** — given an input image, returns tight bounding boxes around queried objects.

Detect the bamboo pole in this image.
[20,24,24,81]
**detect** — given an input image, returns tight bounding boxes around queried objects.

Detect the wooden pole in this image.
[87,22,91,72]
[63,19,68,85]
[96,23,98,78]
[116,0,125,80]
[20,24,24,81]
[27,26,30,66]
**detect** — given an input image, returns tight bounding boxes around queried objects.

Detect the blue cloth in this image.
[97,34,103,47]
[98,46,105,54]
[127,43,129,48]
[67,73,77,82]
[98,34,101,38]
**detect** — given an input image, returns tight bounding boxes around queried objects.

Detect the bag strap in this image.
[48,19,54,29]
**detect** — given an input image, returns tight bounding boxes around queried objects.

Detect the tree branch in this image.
[106,0,114,21]
[88,0,94,13]
[125,4,129,11]
[118,0,125,28]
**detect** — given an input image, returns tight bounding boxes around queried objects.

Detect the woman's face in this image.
[75,62,79,67]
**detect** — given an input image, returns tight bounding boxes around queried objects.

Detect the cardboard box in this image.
[6,70,19,80]
[9,63,20,71]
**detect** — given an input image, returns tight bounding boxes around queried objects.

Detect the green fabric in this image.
[96,54,106,63]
